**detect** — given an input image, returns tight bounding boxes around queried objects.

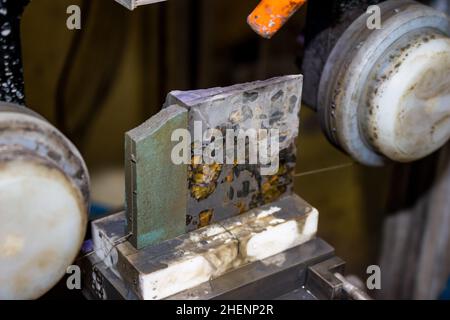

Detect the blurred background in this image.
[21,0,392,284]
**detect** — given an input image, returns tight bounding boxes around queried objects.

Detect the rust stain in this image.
[235,201,247,214]
[225,171,234,183]
[198,209,214,228]
[247,0,307,39]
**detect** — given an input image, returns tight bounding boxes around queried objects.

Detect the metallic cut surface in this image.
[0,160,86,299]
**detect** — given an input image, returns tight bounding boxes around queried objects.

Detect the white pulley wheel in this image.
[0,160,86,299]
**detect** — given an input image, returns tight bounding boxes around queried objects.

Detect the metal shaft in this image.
[0,0,29,105]
[335,273,373,300]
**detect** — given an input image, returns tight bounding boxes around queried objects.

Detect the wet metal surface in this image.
[0,0,28,105]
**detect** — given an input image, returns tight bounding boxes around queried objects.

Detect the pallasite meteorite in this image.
[165,75,303,231]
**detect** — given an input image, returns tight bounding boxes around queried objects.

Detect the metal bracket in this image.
[306,256,345,300]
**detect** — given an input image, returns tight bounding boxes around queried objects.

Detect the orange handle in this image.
[247,0,307,39]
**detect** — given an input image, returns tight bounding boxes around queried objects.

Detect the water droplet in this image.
[15,91,24,99]
[1,22,11,37]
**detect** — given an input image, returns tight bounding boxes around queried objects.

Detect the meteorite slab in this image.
[125,105,188,249]
[165,75,303,231]
[91,193,317,300]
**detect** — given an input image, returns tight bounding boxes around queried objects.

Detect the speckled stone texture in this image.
[165,75,303,231]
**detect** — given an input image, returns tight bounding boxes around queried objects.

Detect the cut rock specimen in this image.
[92,194,317,300]
[166,75,303,231]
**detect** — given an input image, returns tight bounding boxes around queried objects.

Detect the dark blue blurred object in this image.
[439,276,450,300]
[89,202,112,219]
